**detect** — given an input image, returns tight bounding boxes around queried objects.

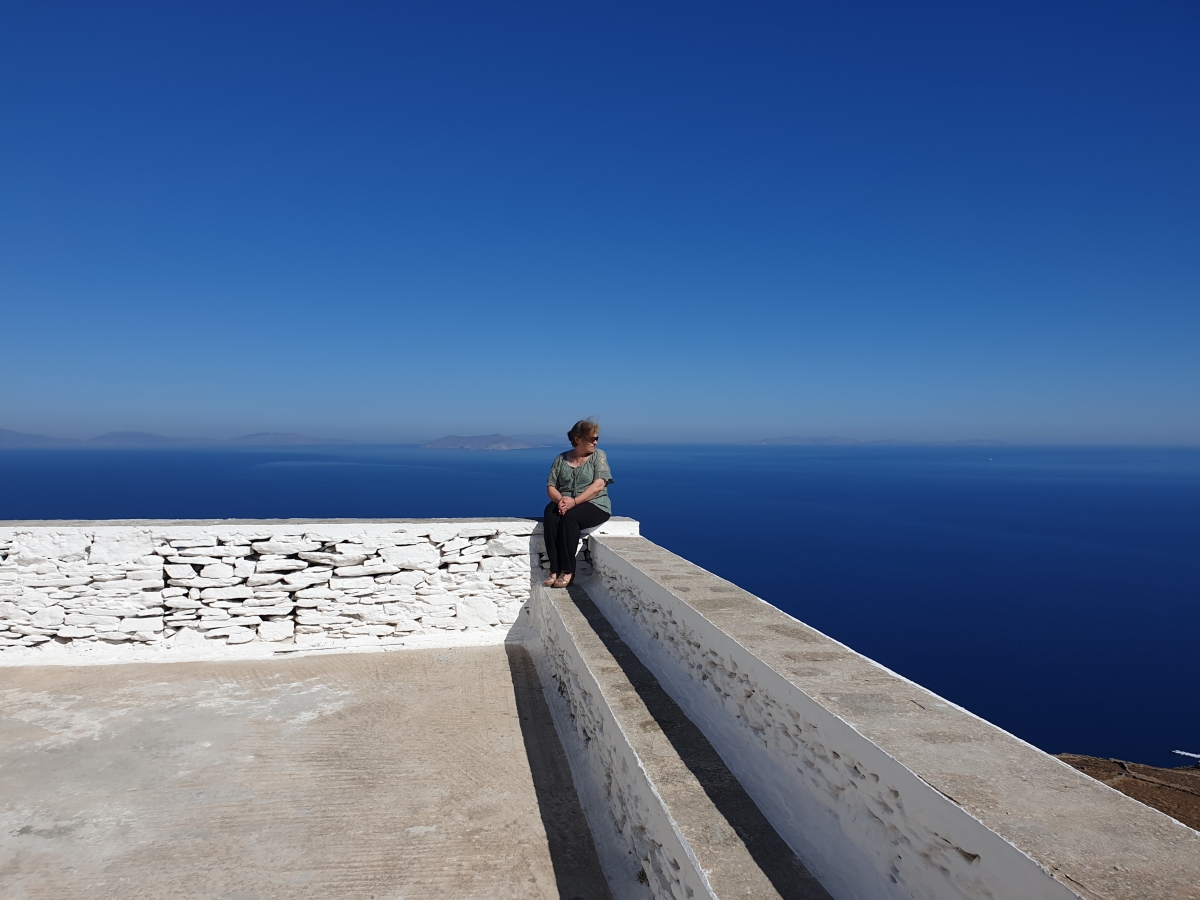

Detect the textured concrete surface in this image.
[0,645,610,899]
[594,535,1200,900]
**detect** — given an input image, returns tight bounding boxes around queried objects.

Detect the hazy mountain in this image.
[0,428,82,448]
[423,434,537,451]
[0,428,354,448]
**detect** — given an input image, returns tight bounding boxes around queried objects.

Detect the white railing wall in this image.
[578,534,1200,900]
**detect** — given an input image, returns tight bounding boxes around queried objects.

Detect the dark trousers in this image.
[543,501,610,574]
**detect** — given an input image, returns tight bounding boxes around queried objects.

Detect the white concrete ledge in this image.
[583,534,1200,900]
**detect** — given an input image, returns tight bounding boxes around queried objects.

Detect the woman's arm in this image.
[547,455,563,504]
[558,478,607,512]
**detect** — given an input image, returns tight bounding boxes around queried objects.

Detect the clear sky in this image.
[2,1,1197,444]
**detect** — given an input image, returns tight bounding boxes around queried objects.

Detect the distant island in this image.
[0,427,567,450]
[2,427,1010,450]
[423,434,542,451]
[0,428,350,449]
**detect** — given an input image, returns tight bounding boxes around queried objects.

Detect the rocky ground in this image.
[1057,754,1200,831]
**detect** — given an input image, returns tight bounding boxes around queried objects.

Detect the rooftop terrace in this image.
[1,519,1197,900]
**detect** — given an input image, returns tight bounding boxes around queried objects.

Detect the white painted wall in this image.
[583,538,1083,900]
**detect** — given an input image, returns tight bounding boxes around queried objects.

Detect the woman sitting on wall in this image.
[543,419,613,588]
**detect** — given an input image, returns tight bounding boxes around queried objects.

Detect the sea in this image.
[1,443,1196,768]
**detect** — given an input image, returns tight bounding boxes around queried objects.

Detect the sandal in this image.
[542,573,559,587]
[553,574,573,589]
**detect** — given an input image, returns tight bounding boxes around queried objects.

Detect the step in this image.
[525,580,832,900]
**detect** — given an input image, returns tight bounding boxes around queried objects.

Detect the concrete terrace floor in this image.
[0,645,611,900]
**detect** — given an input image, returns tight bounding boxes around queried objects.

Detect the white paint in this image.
[482,534,529,556]
[378,543,441,571]
[583,539,1082,900]
[523,582,698,900]
[8,531,91,562]
[89,530,155,565]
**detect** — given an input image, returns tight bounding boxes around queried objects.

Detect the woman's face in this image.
[572,433,599,456]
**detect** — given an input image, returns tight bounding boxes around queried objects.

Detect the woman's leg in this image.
[542,501,563,578]
[558,503,610,576]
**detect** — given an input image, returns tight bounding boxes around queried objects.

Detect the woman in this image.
[543,419,613,588]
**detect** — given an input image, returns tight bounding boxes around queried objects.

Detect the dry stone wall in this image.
[0,520,537,657]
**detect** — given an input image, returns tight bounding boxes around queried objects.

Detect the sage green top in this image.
[547,448,614,514]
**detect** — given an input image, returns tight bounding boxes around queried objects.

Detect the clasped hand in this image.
[557,496,577,515]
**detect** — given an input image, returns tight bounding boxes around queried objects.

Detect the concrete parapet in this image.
[581,534,1200,900]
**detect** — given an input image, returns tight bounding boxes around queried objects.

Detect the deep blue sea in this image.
[1,444,1196,768]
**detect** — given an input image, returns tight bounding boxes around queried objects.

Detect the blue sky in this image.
[2,1,1197,444]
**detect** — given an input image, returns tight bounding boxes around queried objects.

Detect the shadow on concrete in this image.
[564,585,831,900]
[506,643,614,900]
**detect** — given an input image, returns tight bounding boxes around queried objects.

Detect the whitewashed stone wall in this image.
[0,520,537,656]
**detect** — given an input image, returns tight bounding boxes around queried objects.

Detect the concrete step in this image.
[528,581,832,900]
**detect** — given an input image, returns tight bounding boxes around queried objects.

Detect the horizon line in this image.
[2,427,1199,451]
